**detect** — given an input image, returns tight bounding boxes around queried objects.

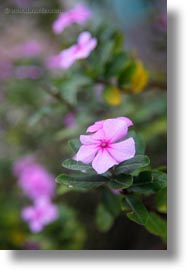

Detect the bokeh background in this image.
[0,0,166,250]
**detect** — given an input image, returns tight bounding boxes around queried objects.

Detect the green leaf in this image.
[69,139,81,153]
[108,174,133,190]
[62,159,95,174]
[58,75,92,105]
[145,212,167,242]
[102,189,121,217]
[118,61,136,87]
[129,170,167,195]
[125,195,149,225]
[104,52,128,78]
[152,170,167,189]
[95,204,115,232]
[56,173,109,190]
[115,155,150,175]
[155,187,167,213]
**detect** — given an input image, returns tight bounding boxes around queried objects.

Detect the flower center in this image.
[100,141,108,148]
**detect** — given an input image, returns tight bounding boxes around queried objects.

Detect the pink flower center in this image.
[100,141,109,148]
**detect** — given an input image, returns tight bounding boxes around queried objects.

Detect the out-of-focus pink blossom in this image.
[13,156,56,201]
[18,164,55,201]
[86,117,133,133]
[0,59,13,80]
[53,4,91,34]
[75,118,135,174]
[14,65,42,79]
[12,40,42,58]
[48,31,97,70]
[13,155,35,178]
[21,198,58,233]
[64,113,76,128]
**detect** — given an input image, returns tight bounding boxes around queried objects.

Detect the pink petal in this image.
[86,120,105,133]
[75,145,98,164]
[30,221,43,233]
[92,149,118,174]
[21,207,34,221]
[103,119,128,143]
[108,138,136,163]
[77,31,91,45]
[80,135,98,145]
[117,117,133,127]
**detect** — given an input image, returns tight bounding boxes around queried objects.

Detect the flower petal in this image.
[92,149,118,174]
[117,116,133,127]
[75,145,98,164]
[103,119,128,142]
[77,31,91,45]
[86,120,105,133]
[80,135,98,145]
[108,138,136,163]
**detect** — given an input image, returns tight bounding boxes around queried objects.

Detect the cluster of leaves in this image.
[56,132,167,243]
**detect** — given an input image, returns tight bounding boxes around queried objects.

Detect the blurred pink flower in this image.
[13,155,35,178]
[18,164,55,201]
[13,156,56,201]
[22,198,58,233]
[86,117,133,133]
[0,59,13,80]
[48,31,97,69]
[64,112,77,128]
[75,118,135,174]
[12,40,42,58]
[53,4,91,34]
[14,65,42,79]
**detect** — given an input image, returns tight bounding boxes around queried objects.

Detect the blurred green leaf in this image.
[155,187,167,213]
[104,52,128,78]
[145,212,167,242]
[118,61,136,87]
[95,204,115,232]
[125,195,149,225]
[115,155,150,175]
[102,189,121,217]
[69,138,81,153]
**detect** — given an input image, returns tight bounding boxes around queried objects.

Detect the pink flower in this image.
[13,155,35,178]
[86,117,133,133]
[18,164,55,201]
[22,198,58,233]
[13,156,56,201]
[75,118,136,174]
[53,4,91,34]
[13,40,42,58]
[48,31,97,69]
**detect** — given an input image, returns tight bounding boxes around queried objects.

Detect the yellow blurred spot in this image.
[103,86,122,106]
[131,60,148,93]
[9,230,25,245]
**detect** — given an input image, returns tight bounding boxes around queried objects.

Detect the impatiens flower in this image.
[21,198,58,233]
[75,118,136,174]
[53,4,91,34]
[48,31,97,70]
